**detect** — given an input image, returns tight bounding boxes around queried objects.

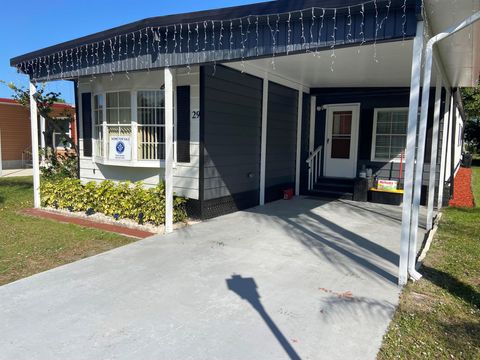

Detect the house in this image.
[10,0,479,285]
[0,98,77,169]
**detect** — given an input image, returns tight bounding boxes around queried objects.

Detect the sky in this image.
[0,0,259,104]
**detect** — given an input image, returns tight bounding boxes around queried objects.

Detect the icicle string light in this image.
[373,0,379,63]
[402,0,408,41]
[19,0,404,79]
[331,9,337,72]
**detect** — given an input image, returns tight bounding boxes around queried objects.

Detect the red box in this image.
[283,188,294,200]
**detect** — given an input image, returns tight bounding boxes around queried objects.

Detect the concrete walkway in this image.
[0,197,426,360]
[0,168,33,177]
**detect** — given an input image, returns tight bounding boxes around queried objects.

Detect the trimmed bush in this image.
[41,179,187,225]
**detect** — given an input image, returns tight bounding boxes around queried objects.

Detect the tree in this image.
[1,81,76,150]
[1,81,78,179]
[461,87,480,153]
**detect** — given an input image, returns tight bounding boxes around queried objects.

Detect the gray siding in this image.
[202,65,262,202]
[265,82,298,202]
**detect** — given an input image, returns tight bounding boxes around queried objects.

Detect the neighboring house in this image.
[0,98,77,169]
[9,0,478,283]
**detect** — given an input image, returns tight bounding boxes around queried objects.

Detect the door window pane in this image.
[331,111,352,159]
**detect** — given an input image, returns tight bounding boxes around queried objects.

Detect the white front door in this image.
[324,104,360,178]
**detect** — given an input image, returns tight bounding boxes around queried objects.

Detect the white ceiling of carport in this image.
[228,41,415,89]
[424,0,480,87]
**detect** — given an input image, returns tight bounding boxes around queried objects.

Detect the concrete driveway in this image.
[0,197,426,360]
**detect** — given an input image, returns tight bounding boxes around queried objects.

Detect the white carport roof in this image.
[228,41,415,89]
[425,0,480,87]
[227,1,480,90]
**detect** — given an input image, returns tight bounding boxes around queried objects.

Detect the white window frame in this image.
[91,87,177,168]
[52,117,72,149]
[371,107,409,163]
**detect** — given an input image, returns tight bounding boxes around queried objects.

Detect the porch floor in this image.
[0,197,427,360]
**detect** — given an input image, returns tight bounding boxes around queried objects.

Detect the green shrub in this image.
[40,147,78,181]
[41,179,187,225]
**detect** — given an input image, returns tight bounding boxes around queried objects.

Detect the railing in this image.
[137,124,165,161]
[306,145,323,191]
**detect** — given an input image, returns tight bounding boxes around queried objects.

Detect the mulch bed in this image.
[448,167,475,208]
[22,208,156,239]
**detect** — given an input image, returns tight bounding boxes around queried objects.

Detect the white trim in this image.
[309,96,317,153]
[399,20,424,286]
[260,73,269,206]
[164,68,174,234]
[370,107,409,163]
[323,103,360,179]
[29,82,41,209]
[224,62,310,94]
[295,86,304,196]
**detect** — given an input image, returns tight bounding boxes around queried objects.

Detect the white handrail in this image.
[306,145,323,191]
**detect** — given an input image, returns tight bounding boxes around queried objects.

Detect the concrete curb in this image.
[416,212,443,269]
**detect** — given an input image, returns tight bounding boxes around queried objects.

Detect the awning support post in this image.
[295,86,304,196]
[30,82,41,208]
[164,68,174,234]
[426,73,443,230]
[260,73,269,206]
[437,89,451,209]
[399,20,424,286]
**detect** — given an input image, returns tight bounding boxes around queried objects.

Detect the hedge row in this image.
[41,179,187,225]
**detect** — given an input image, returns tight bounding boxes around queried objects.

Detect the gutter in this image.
[409,10,480,281]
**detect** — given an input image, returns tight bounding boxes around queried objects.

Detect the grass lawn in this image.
[0,177,135,286]
[378,166,480,359]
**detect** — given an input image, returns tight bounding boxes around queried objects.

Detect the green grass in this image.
[0,177,135,286]
[378,168,480,359]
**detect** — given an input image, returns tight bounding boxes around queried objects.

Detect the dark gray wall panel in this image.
[202,65,262,204]
[265,82,298,202]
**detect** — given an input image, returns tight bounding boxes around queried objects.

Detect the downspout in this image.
[409,11,480,281]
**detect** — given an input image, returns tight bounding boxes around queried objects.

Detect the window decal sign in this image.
[109,136,131,161]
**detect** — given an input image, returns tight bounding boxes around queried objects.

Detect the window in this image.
[331,111,353,159]
[137,90,165,160]
[106,91,132,160]
[52,118,71,149]
[372,109,408,162]
[93,94,104,156]
[92,88,170,164]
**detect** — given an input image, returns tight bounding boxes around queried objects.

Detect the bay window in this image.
[137,89,165,160]
[92,88,170,165]
[371,108,409,162]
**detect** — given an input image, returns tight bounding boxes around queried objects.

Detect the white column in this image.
[399,21,424,286]
[295,86,304,196]
[309,96,317,153]
[131,91,138,162]
[164,68,174,233]
[437,89,451,209]
[40,115,46,165]
[30,82,41,209]
[409,22,439,279]
[426,74,443,230]
[260,75,269,206]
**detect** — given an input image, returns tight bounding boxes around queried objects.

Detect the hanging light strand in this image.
[23,1,402,79]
